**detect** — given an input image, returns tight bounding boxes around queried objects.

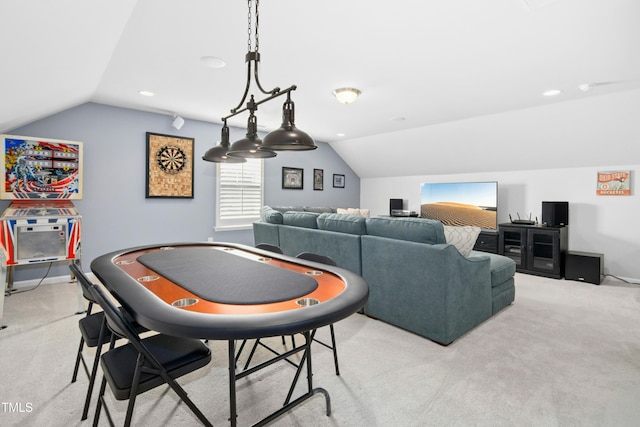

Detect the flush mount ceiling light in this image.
[332,87,361,105]
[138,90,154,97]
[202,121,246,163]
[203,0,316,162]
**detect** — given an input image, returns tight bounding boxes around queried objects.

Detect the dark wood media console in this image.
[473,230,499,254]
[498,223,568,279]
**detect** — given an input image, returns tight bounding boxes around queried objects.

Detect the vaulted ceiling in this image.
[1,0,639,177]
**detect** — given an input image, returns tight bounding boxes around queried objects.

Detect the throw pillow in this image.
[337,207,370,218]
[348,208,370,218]
[443,225,481,257]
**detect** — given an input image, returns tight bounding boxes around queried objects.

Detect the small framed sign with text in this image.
[596,170,631,196]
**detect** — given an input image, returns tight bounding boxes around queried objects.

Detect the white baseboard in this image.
[7,274,79,290]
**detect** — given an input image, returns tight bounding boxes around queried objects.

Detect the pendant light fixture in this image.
[226,101,276,158]
[202,121,246,163]
[262,93,316,151]
[203,0,315,162]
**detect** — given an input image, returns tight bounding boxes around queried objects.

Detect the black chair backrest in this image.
[295,252,337,267]
[88,284,134,342]
[256,243,283,254]
[70,261,98,305]
[89,284,193,377]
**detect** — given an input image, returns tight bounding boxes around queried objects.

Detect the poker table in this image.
[90,242,369,426]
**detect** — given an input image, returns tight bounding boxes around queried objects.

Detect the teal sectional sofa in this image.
[253,206,516,345]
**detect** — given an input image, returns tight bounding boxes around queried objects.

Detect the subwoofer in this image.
[542,201,568,227]
[565,251,604,285]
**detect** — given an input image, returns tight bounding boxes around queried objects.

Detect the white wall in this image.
[361,165,640,281]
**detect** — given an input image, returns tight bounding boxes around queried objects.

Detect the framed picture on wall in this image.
[146,132,194,198]
[313,168,324,191]
[1,134,84,200]
[333,174,345,188]
[596,170,631,196]
[282,167,304,189]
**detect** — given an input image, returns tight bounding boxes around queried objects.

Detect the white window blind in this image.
[215,159,263,230]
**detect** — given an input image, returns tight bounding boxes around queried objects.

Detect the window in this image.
[215,159,263,230]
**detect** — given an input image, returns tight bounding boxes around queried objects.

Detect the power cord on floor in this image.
[5,262,54,296]
[604,273,640,285]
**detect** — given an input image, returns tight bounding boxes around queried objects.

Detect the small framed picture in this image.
[282,167,304,189]
[333,174,345,188]
[596,170,631,196]
[313,169,324,191]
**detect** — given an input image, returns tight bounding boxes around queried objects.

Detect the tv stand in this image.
[498,223,568,279]
[473,230,499,254]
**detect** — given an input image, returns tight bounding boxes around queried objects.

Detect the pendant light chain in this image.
[247,0,252,53]
[255,0,259,54]
[246,0,260,54]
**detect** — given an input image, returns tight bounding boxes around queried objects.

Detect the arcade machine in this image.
[0,134,83,327]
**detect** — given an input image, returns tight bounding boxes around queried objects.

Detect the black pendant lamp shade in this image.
[202,124,247,163]
[226,112,277,159]
[262,97,317,151]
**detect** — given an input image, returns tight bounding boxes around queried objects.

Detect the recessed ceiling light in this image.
[579,83,594,92]
[138,90,154,97]
[336,133,346,137]
[200,56,226,68]
[543,89,562,97]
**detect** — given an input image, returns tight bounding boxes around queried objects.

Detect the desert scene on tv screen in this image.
[421,202,497,229]
[420,182,498,229]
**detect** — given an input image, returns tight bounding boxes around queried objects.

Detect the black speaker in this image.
[542,201,568,226]
[565,251,603,285]
[389,198,403,216]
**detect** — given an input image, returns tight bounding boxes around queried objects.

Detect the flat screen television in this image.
[420,181,498,230]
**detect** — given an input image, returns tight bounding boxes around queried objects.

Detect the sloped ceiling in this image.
[1,0,639,177]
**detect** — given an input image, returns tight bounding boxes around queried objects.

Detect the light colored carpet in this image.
[1,273,640,426]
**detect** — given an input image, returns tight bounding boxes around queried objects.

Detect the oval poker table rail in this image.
[90,242,369,340]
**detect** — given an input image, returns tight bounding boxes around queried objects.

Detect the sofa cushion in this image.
[270,206,304,213]
[303,206,335,214]
[470,251,517,287]
[282,211,320,229]
[443,225,481,257]
[261,206,284,224]
[317,213,367,235]
[365,217,446,244]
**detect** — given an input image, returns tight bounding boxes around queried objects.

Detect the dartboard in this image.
[156,145,187,174]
